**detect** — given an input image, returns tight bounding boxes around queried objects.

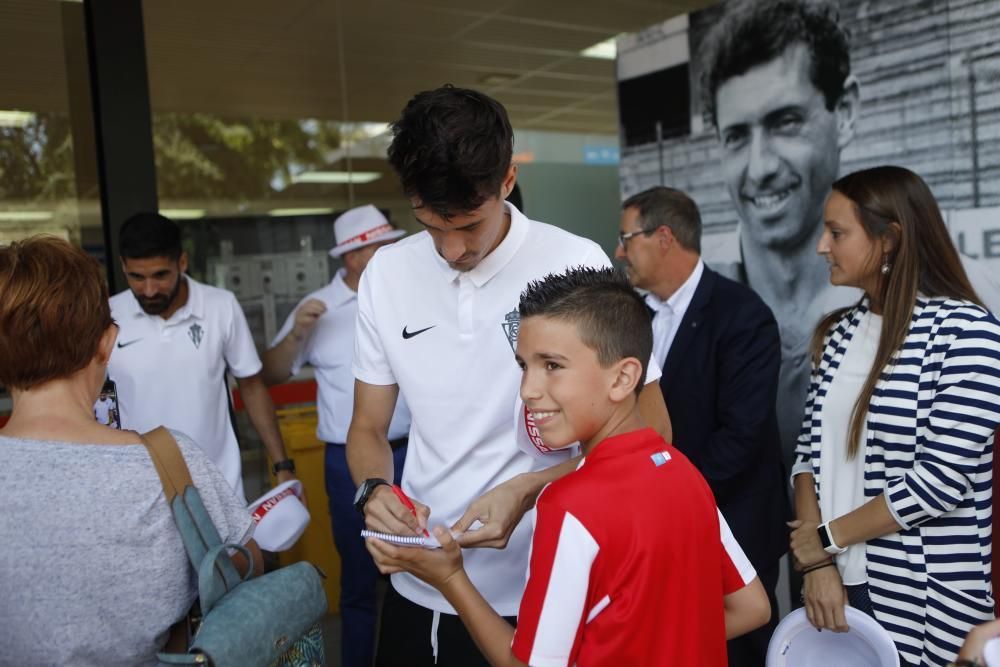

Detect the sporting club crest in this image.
[501,309,519,352]
[188,323,204,349]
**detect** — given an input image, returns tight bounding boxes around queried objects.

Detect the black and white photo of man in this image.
[697,0,1000,465]
[698,0,861,466]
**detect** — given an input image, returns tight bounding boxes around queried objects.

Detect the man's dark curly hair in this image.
[518,266,651,396]
[119,212,183,261]
[387,84,513,218]
[700,0,851,128]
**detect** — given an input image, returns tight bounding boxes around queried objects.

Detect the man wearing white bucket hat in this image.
[263,204,410,667]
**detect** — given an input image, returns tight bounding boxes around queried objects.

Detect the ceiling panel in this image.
[0,0,716,135]
[458,20,616,54]
[0,1,69,112]
[504,0,700,30]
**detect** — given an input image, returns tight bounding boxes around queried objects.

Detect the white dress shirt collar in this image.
[645,259,705,368]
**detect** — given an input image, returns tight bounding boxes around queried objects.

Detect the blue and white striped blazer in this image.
[794,296,1000,666]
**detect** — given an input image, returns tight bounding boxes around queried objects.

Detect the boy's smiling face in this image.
[515,315,621,452]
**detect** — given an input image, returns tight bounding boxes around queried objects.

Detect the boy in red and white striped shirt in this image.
[368,267,770,666]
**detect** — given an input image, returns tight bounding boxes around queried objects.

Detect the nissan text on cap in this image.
[329,204,406,259]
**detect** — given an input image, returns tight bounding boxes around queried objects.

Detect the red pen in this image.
[392,484,430,537]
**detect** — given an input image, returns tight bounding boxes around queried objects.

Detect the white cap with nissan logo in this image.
[247,479,309,552]
[329,205,406,259]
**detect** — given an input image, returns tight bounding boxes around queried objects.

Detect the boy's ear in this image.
[609,357,643,402]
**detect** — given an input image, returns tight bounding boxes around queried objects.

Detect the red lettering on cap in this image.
[251,487,297,524]
[524,405,554,453]
[336,223,393,248]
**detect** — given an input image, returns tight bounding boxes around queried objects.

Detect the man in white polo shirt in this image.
[262,204,410,667]
[108,212,296,502]
[93,390,114,427]
[348,85,671,666]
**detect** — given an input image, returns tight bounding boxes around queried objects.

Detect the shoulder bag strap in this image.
[141,426,195,502]
[140,427,242,594]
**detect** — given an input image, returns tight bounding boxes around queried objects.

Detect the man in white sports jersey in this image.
[108,212,296,501]
[347,85,672,666]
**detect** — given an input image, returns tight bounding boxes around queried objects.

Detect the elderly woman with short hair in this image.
[0,236,258,665]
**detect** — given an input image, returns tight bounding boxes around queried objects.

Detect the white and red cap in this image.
[513,398,576,463]
[247,479,309,552]
[329,204,406,259]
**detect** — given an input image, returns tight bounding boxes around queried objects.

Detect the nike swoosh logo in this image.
[116,339,143,348]
[402,325,435,340]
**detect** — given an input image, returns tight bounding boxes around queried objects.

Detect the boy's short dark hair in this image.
[519,267,651,396]
[387,84,514,218]
[700,0,850,128]
[118,212,182,261]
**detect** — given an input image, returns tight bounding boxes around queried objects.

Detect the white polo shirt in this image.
[271,268,411,444]
[354,203,623,616]
[108,276,262,501]
[93,397,114,426]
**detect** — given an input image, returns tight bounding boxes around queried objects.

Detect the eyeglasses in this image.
[617,228,656,248]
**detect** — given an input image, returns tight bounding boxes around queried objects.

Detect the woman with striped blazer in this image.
[788,165,1000,666]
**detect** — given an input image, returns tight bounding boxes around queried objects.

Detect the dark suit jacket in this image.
[658,266,789,571]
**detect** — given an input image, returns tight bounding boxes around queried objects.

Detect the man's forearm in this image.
[441,571,524,667]
[239,375,290,465]
[638,382,672,442]
[347,381,403,488]
[514,456,581,511]
[346,424,395,487]
[261,333,302,386]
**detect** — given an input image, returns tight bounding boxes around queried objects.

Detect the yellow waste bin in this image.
[273,406,341,613]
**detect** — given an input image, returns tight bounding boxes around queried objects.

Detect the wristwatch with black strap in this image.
[354,477,391,513]
[272,458,296,475]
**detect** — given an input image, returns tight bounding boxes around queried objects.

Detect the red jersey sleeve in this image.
[511,494,600,667]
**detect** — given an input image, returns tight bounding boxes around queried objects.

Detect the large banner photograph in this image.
[617,0,1000,464]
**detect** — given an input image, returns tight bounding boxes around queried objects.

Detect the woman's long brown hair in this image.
[810,165,983,459]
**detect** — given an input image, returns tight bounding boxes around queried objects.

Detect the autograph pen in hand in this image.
[392,484,430,537]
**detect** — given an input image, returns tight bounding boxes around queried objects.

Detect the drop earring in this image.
[881,254,891,275]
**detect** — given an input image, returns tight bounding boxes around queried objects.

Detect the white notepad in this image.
[360,529,442,549]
